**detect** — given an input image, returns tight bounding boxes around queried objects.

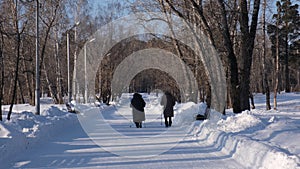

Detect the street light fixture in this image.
[84,38,95,104]
[66,22,80,103]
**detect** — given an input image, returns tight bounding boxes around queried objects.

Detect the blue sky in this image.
[88,0,299,20]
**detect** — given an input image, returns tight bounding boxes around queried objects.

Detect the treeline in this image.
[131,0,299,112]
[0,0,299,120]
[0,0,114,120]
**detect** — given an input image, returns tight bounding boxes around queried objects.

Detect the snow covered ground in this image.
[0,92,299,168]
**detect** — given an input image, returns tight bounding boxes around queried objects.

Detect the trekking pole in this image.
[161,113,163,125]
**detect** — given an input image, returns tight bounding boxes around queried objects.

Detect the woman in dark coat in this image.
[160,92,175,127]
[130,93,146,128]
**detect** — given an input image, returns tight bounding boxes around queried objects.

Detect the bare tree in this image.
[38,0,60,103]
[238,0,261,111]
[54,30,63,104]
[7,0,27,120]
[262,0,271,110]
[217,0,241,113]
[274,1,281,110]
[0,19,4,121]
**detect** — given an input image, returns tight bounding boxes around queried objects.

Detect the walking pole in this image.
[161,113,163,125]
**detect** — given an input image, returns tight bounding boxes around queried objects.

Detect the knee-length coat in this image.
[130,93,146,122]
[160,92,175,118]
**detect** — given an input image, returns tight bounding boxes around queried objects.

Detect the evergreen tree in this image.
[268,0,299,92]
[289,39,300,90]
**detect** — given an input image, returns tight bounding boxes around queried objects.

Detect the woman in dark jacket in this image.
[160,92,175,127]
[130,93,146,128]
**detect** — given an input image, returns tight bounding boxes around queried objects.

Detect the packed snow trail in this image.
[4,98,243,168]
[5,123,242,169]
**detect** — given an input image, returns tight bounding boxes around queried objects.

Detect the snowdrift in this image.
[0,105,77,164]
[174,100,300,169]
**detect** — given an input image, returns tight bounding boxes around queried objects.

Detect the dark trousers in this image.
[135,122,142,128]
[165,117,172,127]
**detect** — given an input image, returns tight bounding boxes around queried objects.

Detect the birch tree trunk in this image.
[43,60,59,103]
[55,31,63,104]
[274,3,281,110]
[22,49,34,105]
[0,24,4,121]
[262,0,271,110]
[284,22,290,92]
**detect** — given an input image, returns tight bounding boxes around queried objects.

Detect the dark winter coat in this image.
[130,93,146,122]
[160,92,175,118]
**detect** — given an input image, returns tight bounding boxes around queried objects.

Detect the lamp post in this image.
[21,0,40,114]
[84,38,95,104]
[66,22,80,103]
[67,32,71,103]
[35,0,40,115]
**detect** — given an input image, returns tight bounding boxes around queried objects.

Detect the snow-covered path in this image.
[4,99,243,169]
[5,122,242,169]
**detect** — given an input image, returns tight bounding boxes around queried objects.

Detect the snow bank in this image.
[232,135,299,169]
[0,105,77,164]
[0,123,10,138]
[181,102,300,169]
[0,121,27,164]
[173,102,198,125]
[217,110,263,133]
[174,97,300,169]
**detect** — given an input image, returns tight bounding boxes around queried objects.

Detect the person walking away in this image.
[161,92,175,127]
[130,93,146,128]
